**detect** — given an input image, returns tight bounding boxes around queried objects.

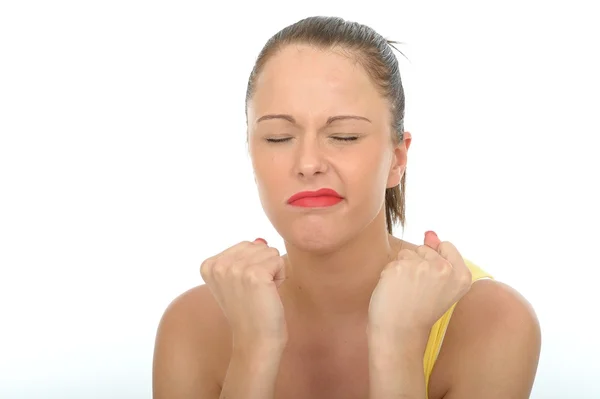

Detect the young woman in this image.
[153,16,541,399]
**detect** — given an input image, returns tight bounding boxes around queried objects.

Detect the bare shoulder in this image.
[429,279,542,399]
[152,284,231,399]
[159,284,225,325]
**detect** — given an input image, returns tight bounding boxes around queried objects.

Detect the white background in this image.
[1,1,598,398]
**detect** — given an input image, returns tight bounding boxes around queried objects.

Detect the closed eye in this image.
[265,136,359,143]
[332,136,359,142]
[265,137,292,143]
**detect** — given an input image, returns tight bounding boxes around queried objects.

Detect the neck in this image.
[281,209,404,325]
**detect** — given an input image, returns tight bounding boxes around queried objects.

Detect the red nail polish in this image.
[254,238,267,245]
[425,231,438,238]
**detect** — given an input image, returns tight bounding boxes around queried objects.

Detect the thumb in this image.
[424,230,441,250]
[273,254,287,288]
[274,262,287,288]
[253,238,287,287]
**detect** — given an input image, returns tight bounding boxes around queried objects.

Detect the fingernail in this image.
[425,231,438,238]
[254,238,267,245]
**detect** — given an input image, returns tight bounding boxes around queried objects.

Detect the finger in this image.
[228,239,266,262]
[201,241,252,275]
[438,241,472,281]
[255,253,287,288]
[245,245,286,283]
[214,240,256,260]
[437,240,461,263]
[273,257,287,288]
[248,245,280,264]
[415,244,442,262]
[253,237,268,245]
[424,230,441,250]
[396,248,421,261]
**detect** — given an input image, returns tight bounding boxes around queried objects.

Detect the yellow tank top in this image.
[423,259,493,397]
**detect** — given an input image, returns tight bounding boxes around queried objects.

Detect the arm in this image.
[219,341,285,399]
[152,286,222,399]
[152,285,284,399]
[438,279,541,399]
[367,279,541,399]
[368,330,428,399]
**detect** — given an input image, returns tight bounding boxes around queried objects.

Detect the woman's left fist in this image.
[368,231,473,338]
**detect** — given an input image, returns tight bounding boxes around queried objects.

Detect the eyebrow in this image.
[256,114,372,125]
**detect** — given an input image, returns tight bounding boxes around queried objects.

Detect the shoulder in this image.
[158,283,224,324]
[448,278,540,348]
[152,284,231,398]
[429,278,542,399]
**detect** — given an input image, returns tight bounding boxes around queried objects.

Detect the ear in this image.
[386,131,412,189]
[403,131,412,151]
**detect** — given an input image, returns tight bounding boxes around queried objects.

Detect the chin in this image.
[293,238,339,255]
[281,221,352,255]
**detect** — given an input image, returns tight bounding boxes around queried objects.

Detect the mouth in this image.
[287,188,343,208]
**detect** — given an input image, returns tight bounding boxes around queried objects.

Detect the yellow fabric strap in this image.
[423,259,494,397]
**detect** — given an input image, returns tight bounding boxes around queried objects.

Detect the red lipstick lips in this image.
[287,188,343,208]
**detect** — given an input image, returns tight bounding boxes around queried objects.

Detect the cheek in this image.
[254,152,286,178]
[344,150,390,206]
[347,149,389,185]
[252,153,289,202]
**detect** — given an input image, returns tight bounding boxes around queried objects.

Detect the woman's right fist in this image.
[200,238,288,347]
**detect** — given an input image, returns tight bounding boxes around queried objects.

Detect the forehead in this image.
[249,44,387,119]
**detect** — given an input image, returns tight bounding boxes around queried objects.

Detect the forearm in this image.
[368,331,427,399]
[220,343,284,399]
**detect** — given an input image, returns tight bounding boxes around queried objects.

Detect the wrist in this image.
[233,337,287,359]
[367,329,427,399]
[367,325,429,353]
[368,329,428,373]
[222,341,285,399]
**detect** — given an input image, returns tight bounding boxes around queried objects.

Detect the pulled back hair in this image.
[245,16,409,235]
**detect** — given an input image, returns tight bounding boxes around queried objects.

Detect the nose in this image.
[293,134,328,178]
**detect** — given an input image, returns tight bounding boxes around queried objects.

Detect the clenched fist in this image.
[200,238,288,348]
[368,231,472,339]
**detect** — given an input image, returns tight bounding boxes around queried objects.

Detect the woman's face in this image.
[247,44,410,251]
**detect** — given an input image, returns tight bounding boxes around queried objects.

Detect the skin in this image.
[153,44,541,398]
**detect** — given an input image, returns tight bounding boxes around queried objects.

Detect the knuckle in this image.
[397,248,414,259]
[271,256,285,270]
[242,266,262,283]
[461,269,473,285]
[212,263,228,278]
[199,258,214,279]
[382,261,399,274]
[392,260,405,271]
[415,245,428,255]
[247,272,263,285]
[439,241,456,255]
[229,261,246,277]
[395,258,409,266]
[233,241,253,253]
[414,259,429,275]
[267,247,280,257]
[436,259,453,276]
